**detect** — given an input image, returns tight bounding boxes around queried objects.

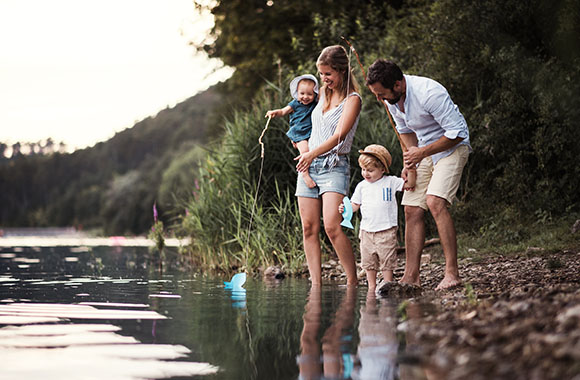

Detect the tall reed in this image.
[179,82,406,275]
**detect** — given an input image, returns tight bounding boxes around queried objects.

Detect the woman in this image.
[295,45,362,286]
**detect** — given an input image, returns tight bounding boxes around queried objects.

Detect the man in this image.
[366,59,471,290]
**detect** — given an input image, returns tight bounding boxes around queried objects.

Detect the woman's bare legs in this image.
[299,287,322,378]
[298,196,322,285]
[295,140,316,188]
[321,192,357,285]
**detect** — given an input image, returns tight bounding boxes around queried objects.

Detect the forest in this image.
[1,0,579,272]
[0,88,221,235]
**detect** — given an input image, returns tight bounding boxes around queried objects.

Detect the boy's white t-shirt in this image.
[351,175,405,232]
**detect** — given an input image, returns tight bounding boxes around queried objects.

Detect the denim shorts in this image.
[295,155,350,198]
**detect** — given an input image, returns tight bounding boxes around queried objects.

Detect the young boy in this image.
[340,144,405,290]
[266,74,318,188]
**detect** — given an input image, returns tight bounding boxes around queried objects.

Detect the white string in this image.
[245,115,271,263]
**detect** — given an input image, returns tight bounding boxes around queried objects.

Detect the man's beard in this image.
[386,91,402,105]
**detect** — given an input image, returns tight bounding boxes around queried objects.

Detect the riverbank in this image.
[293,228,579,379]
[384,246,580,379]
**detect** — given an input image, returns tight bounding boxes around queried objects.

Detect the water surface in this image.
[0,245,433,379]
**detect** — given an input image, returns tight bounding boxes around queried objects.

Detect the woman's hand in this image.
[295,151,315,173]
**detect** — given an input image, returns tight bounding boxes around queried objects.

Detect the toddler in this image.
[339,144,405,290]
[266,74,318,188]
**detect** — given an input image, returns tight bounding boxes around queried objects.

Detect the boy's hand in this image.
[402,168,416,191]
[338,203,345,214]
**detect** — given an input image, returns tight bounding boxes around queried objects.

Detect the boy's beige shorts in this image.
[359,227,398,271]
[402,145,469,210]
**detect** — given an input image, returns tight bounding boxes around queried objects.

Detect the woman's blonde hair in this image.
[317,45,359,109]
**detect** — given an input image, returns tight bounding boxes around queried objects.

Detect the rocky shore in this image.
[295,238,580,379]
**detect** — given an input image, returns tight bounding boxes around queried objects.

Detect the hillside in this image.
[0,87,222,235]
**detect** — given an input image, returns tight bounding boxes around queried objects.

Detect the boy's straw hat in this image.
[358,144,392,173]
[289,74,319,100]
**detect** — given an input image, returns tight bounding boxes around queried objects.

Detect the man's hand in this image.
[403,146,424,169]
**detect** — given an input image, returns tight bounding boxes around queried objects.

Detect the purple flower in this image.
[153,202,158,223]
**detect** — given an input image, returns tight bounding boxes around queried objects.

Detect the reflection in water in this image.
[352,291,398,379]
[298,286,357,380]
[0,244,443,379]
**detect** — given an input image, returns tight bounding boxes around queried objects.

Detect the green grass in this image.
[457,213,580,258]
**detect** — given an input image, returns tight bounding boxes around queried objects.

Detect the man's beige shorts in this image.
[402,145,469,210]
[359,227,398,271]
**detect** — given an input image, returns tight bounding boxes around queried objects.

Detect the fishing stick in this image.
[245,115,272,262]
[340,37,408,153]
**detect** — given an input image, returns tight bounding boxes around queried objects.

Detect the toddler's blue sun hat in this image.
[289,74,319,100]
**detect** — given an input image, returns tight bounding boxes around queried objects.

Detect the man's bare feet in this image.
[435,275,462,290]
[302,173,316,188]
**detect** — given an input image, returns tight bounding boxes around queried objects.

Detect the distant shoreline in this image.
[0,236,189,248]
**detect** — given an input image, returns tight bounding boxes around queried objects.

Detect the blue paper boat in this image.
[224,272,247,291]
[340,196,354,229]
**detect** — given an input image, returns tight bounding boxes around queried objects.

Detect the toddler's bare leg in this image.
[296,140,316,188]
[366,269,377,291]
[381,269,394,282]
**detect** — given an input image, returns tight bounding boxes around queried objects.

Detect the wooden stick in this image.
[341,37,407,153]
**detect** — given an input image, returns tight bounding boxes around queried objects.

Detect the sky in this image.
[0,0,233,152]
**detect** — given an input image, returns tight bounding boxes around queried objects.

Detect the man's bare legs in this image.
[427,195,461,290]
[322,192,358,286]
[298,197,322,285]
[296,140,316,188]
[400,205,425,286]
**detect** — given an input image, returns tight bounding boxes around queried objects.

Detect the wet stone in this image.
[376,281,422,298]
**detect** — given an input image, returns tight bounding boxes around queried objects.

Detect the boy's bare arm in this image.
[265,105,293,118]
[404,168,416,191]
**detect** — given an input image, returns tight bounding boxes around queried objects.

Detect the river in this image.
[0,243,435,379]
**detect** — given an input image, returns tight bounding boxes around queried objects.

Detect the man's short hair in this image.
[366,59,403,90]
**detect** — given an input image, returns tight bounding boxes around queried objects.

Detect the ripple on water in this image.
[0,302,219,379]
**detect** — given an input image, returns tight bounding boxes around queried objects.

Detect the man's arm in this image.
[404,136,463,169]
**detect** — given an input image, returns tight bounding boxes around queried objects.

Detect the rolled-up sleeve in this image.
[425,86,469,140]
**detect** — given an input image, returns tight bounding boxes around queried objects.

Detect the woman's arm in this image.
[295,95,361,172]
